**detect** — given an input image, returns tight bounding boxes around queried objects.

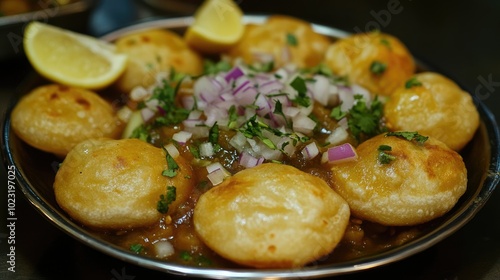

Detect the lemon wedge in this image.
[185,0,244,53]
[24,21,128,90]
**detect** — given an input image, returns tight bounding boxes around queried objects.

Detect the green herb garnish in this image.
[286,33,298,46]
[157,186,176,214]
[290,76,311,107]
[378,144,396,164]
[203,59,232,75]
[405,77,423,89]
[330,105,347,120]
[386,131,428,144]
[130,243,144,254]
[162,152,179,178]
[370,61,387,75]
[347,95,385,141]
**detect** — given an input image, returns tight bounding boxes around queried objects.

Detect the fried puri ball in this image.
[226,15,331,68]
[325,31,415,96]
[54,138,194,229]
[10,84,122,157]
[194,163,350,268]
[330,133,467,226]
[384,72,480,151]
[114,29,203,94]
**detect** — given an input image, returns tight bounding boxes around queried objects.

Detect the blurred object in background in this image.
[89,0,136,36]
[141,0,203,15]
[0,0,94,61]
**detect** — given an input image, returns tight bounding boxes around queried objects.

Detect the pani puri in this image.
[325,31,415,96]
[10,84,122,157]
[193,163,350,268]
[114,29,204,94]
[384,72,480,151]
[226,15,331,68]
[54,138,194,229]
[330,133,467,226]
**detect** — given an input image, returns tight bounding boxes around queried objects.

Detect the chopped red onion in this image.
[225,66,245,82]
[258,80,283,95]
[239,152,260,168]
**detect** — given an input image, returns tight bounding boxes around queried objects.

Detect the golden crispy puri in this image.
[54,138,194,229]
[10,84,122,157]
[226,15,331,68]
[193,163,350,268]
[384,72,480,151]
[330,133,467,226]
[114,29,204,94]
[325,31,415,96]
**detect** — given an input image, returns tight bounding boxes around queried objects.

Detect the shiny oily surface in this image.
[3,16,500,278]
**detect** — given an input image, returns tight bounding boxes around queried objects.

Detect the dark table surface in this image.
[1,0,500,279]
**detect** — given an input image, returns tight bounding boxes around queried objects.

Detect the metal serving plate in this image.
[2,16,500,279]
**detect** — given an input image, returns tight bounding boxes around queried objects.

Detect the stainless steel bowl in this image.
[2,16,500,279]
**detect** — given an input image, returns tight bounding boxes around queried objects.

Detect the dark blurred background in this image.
[1,0,499,279]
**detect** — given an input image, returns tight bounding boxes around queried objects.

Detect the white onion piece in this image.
[292,114,316,135]
[172,131,192,144]
[301,142,319,160]
[140,107,155,122]
[206,162,231,186]
[229,132,247,152]
[239,152,260,168]
[154,240,175,258]
[163,143,180,158]
[184,126,209,139]
[339,87,355,112]
[130,86,150,101]
[312,75,330,106]
[116,106,133,123]
[199,142,214,157]
[325,143,358,164]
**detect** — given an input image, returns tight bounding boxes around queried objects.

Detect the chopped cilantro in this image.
[273,100,291,128]
[370,61,387,75]
[227,105,238,129]
[130,124,151,142]
[405,77,423,89]
[286,33,298,46]
[249,60,275,73]
[378,145,396,164]
[380,38,391,48]
[163,152,179,178]
[238,114,307,150]
[130,243,144,254]
[290,76,311,107]
[386,131,428,144]
[209,122,219,145]
[189,145,201,159]
[301,63,333,77]
[179,251,212,267]
[157,186,176,214]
